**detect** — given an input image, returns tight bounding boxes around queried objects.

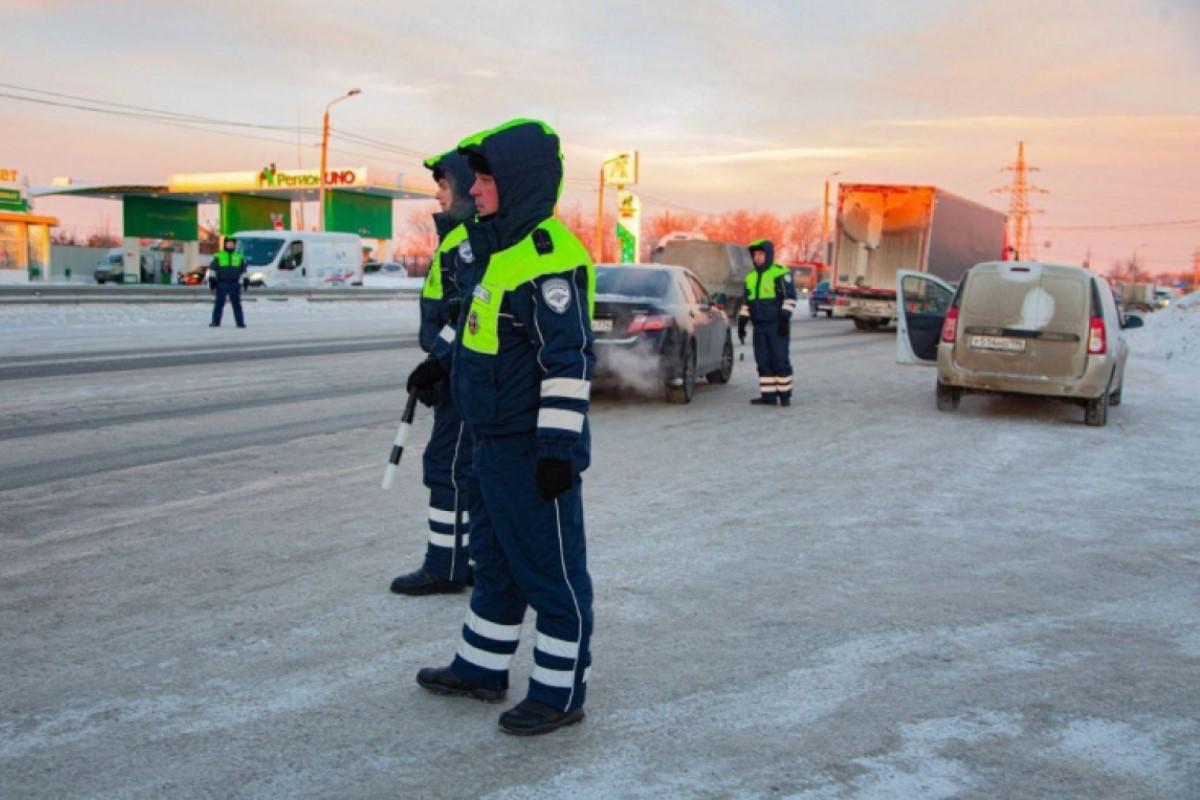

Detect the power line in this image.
[0,82,318,132]
[1042,217,1200,231]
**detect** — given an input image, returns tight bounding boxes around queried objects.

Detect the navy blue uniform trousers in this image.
[753,324,792,400]
[450,432,593,712]
[211,284,244,327]
[420,387,472,582]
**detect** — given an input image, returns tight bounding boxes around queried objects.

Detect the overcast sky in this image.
[6,0,1199,273]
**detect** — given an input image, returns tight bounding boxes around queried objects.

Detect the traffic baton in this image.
[381,391,420,490]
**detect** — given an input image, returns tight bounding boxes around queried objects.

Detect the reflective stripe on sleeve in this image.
[541,377,591,400]
[538,408,585,433]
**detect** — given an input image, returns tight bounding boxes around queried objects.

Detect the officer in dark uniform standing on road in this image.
[390,150,477,596]
[406,119,597,736]
[737,238,796,405]
[208,236,247,328]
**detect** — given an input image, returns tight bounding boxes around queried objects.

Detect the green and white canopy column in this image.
[616,189,641,264]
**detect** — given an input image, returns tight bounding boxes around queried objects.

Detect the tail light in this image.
[627,314,674,334]
[1087,315,1106,355]
[940,307,959,344]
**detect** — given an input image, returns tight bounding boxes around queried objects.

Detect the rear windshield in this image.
[237,237,285,267]
[963,270,1088,330]
[596,267,671,299]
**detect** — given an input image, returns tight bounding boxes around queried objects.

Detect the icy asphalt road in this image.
[1,300,1197,799]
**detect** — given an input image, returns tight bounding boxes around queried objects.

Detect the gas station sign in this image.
[602,152,639,186]
[0,167,28,212]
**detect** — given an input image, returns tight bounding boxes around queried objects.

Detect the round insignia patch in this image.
[467,310,479,335]
[542,278,572,314]
[458,240,474,263]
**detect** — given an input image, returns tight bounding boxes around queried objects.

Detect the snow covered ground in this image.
[0,300,1197,799]
[0,297,421,357]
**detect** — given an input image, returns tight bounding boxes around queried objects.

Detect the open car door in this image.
[895,270,956,366]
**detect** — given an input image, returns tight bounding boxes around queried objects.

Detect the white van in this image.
[233,231,363,288]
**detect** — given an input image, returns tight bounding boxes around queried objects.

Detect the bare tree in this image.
[50,228,80,246]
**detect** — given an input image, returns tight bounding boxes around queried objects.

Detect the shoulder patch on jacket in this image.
[541,277,572,314]
[532,229,554,255]
[458,240,475,263]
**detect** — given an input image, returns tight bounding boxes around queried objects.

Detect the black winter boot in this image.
[498,698,585,736]
[417,665,506,703]
[390,568,470,596]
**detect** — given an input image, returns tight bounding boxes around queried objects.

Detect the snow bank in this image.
[1126,291,1200,370]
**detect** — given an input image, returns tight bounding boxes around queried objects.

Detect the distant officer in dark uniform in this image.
[390,149,477,596]
[208,237,247,328]
[737,239,796,405]
[407,119,596,736]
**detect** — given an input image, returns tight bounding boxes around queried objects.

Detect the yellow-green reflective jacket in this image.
[452,218,596,463]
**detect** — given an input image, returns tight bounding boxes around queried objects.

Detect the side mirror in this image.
[1121,314,1144,330]
[280,256,294,270]
[711,292,728,306]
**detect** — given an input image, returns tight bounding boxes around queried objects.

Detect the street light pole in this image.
[595,164,605,261]
[318,88,361,232]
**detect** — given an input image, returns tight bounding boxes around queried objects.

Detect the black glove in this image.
[536,458,574,502]
[737,316,748,345]
[778,317,790,337]
[207,277,217,291]
[406,358,446,407]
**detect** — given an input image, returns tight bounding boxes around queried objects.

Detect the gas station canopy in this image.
[32,166,433,241]
[33,166,431,204]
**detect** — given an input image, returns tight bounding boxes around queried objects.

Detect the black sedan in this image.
[591,264,734,403]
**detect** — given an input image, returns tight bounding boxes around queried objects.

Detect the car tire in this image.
[825,309,832,318]
[667,340,696,404]
[853,318,869,331]
[1084,391,1109,426]
[935,380,961,412]
[706,334,734,385]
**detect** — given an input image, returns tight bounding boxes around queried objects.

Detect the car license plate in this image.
[970,335,1026,353]
[591,319,613,333]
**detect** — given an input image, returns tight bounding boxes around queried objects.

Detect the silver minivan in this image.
[895,261,1144,426]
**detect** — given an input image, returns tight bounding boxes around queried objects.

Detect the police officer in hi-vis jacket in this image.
[390,150,477,596]
[406,119,596,736]
[208,237,246,328]
[738,238,796,405]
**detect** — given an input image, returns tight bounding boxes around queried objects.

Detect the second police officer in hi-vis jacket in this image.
[390,151,477,595]
[738,238,797,405]
[406,119,596,737]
